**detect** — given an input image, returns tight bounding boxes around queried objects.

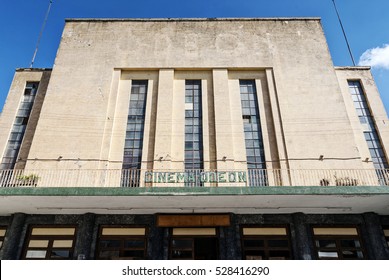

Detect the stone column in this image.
[73,213,95,260]
[1,213,26,260]
[362,212,389,259]
[292,213,314,260]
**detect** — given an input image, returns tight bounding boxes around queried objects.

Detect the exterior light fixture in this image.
[222,156,227,161]
[319,155,324,161]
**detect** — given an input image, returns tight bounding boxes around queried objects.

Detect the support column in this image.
[292,213,314,260]
[154,69,175,171]
[362,212,389,259]
[1,213,26,260]
[147,221,165,260]
[73,213,95,260]
[213,69,236,172]
[222,214,241,259]
[266,69,290,185]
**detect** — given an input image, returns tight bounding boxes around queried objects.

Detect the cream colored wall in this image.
[22,19,368,175]
[335,67,389,169]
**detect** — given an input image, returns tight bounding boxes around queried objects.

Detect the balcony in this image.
[1,168,389,216]
[0,168,388,188]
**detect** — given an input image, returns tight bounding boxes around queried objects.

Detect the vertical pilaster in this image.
[213,69,235,171]
[266,69,290,185]
[73,213,95,260]
[154,69,175,171]
[147,221,165,260]
[362,212,389,259]
[223,214,241,259]
[292,213,314,260]
[1,213,26,259]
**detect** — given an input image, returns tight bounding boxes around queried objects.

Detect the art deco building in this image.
[0,18,389,260]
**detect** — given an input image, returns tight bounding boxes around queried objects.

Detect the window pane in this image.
[243,239,264,248]
[316,240,336,248]
[268,239,289,248]
[318,251,338,258]
[172,239,192,248]
[124,240,145,248]
[51,250,70,259]
[100,240,121,248]
[26,250,46,259]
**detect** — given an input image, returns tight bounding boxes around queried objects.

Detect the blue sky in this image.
[1,0,388,113]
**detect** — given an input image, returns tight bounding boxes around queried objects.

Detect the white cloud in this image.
[358,44,389,69]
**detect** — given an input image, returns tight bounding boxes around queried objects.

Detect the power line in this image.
[30,0,53,68]
[332,0,356,66]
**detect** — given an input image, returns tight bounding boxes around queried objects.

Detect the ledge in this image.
[334,66,371,71]
[65,17,322,23]
[1,186,389,197]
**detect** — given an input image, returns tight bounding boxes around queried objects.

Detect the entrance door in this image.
[169,228,218,260]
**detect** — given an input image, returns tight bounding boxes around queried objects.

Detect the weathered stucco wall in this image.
[20,18,379,172]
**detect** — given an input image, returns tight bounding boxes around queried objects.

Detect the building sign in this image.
[144,171,247,183]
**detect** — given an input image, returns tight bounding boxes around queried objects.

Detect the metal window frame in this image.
[96,225,148,260]
[240,225,292,260]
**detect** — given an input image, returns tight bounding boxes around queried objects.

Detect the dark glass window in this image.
[348,81,388,185]
[121,80,148,187]
[1,82,39,169]
[241,227,292,260]
[22,226,76,260]
[0,226,6,250]
[184,80,203,187]
[239,80,267,186]
[96,226,147,260]
[383,226,389,247]
[312,227,365,260]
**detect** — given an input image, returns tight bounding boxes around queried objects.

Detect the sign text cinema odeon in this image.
[144,171,247,183]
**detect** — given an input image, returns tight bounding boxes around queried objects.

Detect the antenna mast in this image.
[30,0,53,68]
[332,0,356,66]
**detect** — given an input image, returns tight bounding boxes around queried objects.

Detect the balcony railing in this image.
[0,169,388,188]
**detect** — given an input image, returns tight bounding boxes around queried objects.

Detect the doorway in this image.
[169,228,218,260]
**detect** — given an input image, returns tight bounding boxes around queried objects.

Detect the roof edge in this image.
[335,66,371,71]
[16,68,52,72]
[65,17,322,23]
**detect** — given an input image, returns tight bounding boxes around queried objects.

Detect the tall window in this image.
[239,80,267,186]
[348,81,388,184]
[122,80,148,187]
[184,80,203,187]
[1,82,39,169]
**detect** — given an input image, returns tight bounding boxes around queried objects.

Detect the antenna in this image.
[332,0,356,66]
[30,0,53,68]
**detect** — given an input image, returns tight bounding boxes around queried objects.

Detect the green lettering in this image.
[200,172,208,183]
[218,172,226,182]
[238,171,247,182]
[228,172,236,182]
[144,172,153,183]
[176,173,186,182]
[158,172,166,183]
[209,172,217,183]
[167,172,175,183]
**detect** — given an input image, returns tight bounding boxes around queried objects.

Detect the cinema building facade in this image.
[0,18,389,260]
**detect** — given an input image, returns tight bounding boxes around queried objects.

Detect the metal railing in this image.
[0,168,388,188]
